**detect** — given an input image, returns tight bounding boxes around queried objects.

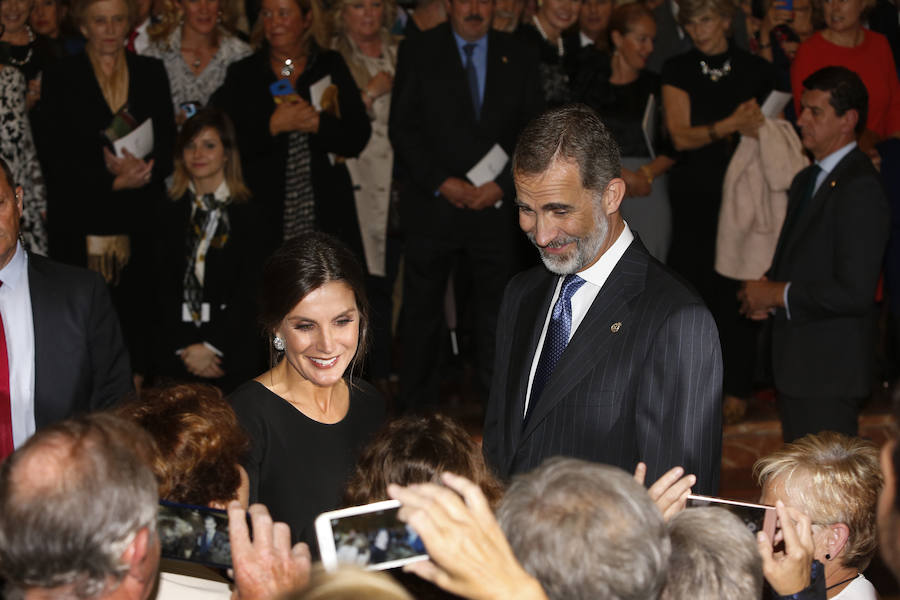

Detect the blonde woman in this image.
[144,0,251,123]
[152,108,265,392]
[756,432,882,599]
[330,0,400,391]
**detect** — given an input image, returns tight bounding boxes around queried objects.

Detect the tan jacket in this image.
[716,118,808,280]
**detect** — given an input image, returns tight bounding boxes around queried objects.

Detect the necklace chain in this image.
[6,25,34,67]
[699,57,731,82]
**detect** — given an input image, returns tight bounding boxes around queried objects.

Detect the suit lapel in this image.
[502,273,557,467]
[778,151,861,267]
[772,165,817,271]
[520,241,647,443]
[480,31,505,124]
[27,258,50,421]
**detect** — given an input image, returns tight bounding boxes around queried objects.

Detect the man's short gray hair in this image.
[512,104,622,200]
[661,507,763,600]
[0,413,159,599]
[496,457,670,600]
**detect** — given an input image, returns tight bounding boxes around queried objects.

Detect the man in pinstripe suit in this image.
[483,105,723,493]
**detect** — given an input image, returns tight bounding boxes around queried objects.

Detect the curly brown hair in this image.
[343,414,504,508]
[116,383,250,506]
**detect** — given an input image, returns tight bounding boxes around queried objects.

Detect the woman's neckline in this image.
[251,379,351,425]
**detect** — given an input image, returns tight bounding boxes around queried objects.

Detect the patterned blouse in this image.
[144,26,252,114]
[0,66,47,254]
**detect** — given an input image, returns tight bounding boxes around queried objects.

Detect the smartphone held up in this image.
[316,500,429,572]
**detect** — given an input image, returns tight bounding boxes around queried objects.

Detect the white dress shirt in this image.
[524,223,635,416]
[0,242,35,448]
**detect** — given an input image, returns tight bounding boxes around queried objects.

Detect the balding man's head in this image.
[0,414,159,599]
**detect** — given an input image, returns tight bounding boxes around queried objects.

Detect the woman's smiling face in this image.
[275,280,360,387]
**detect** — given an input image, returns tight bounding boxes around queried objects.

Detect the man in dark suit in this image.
[739,67,889,442]
[389,0,543,410]
[482,105,723,493]
[0,157,131,459]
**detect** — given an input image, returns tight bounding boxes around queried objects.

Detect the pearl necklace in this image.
[6,25,34,67]
[699,57,731,82]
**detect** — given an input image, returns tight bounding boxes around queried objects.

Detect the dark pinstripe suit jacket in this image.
[483,238,723,494]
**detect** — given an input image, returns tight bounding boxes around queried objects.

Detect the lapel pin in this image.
[830,180,836,188]
[611,322,622,333]
[502,56,508,63]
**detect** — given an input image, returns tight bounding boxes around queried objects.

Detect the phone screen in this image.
[316,500,428,572]
[157,500,232,569]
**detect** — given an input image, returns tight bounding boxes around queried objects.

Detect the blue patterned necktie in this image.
[528,274,586,419]
[463,43,480,119]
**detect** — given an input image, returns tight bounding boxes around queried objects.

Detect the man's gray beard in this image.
[529,210,609,275]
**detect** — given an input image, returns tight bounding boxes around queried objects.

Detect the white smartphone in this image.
[686,494,777,541]
[315,499,429,572]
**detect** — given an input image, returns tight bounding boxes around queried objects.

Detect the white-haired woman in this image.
[756,431,883,598]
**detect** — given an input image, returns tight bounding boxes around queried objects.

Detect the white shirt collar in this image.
[579,31,594,47]
[815,141,857,175]
[0,242,28,291]
[576,221,635,289]
[188,180,231,203]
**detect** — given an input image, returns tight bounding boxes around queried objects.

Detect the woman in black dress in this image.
[211,0,370,258]
[153,109,265,393]
[229,233,385,550]
[661,0,774,407]
[583,2,675,261]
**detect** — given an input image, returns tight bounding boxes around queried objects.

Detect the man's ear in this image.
[14,186,23,216]
[842,108,860,138]
[120,526,153,576]
[603,178,626,215]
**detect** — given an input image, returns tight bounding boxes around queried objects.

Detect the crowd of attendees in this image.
[1,0,900,595]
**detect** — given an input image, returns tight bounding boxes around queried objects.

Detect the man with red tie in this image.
[0,156,131,459]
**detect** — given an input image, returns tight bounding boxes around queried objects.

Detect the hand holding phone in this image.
[757,501,815,596]
[387,473,547,600]
[229,501,312,600]
[316,499,428,572]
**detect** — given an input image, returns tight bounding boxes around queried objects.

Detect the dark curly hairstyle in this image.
[344,414,504,508]
[116,383,250,506]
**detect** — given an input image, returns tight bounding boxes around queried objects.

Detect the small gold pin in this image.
[611,322,622,333]
[502,56,508,63]
[830,180,836,188]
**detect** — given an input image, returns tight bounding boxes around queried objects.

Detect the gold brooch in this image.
[611,322,622,333]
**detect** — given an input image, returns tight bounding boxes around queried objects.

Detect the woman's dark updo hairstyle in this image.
[259,232,369,372]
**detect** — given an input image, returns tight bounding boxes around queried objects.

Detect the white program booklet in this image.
[310,75,332,111]
[467,144,509,208]
[113,118,153,159]
[761,90,792,119]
